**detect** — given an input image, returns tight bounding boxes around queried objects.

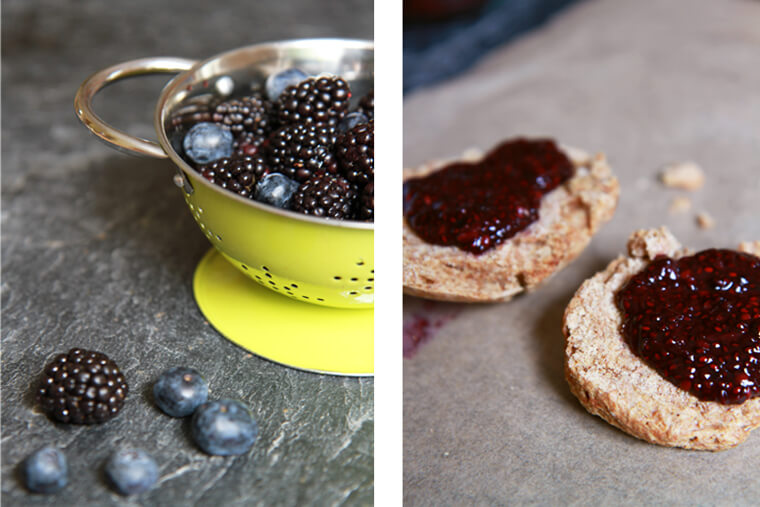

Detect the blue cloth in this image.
[404,0,580,94]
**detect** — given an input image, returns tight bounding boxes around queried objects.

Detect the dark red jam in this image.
[403,138,574,254]
[616,249,760,404]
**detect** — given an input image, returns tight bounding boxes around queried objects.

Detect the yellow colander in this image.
[75,39,374,375]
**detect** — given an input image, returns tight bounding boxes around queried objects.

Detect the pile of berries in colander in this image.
[172,69,374,222]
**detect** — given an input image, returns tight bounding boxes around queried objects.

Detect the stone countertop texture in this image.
[1,1,373,505]
[403,0,760,505]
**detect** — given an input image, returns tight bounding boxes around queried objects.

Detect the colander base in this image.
[193,248,373,376]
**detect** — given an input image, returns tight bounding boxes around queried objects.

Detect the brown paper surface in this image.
[403,0,760,504]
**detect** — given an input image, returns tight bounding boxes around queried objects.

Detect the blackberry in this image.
[292,172,358,219]
[358,89,374,120]
[266,123,338,182]
[212,94,273,138]
[276,75,350,127]
[170,110,212,131]
[336,121,373,186]
[199,156,270,198]
[358,182,374,222]
[36,348,128,424]
[233,131,268,157]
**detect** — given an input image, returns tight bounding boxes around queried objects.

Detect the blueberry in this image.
[337,111,369,134]
[254,173,300,209]
[265,68,308,101]
[191,399,258,456]
[22,446,68,494]
[105,448,158,496]
[182,122,233,165]
[153,367,209,417]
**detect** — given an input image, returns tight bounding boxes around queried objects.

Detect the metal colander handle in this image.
[74,57,196,159]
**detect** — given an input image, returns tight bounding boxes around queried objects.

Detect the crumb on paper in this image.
[697,212,715,229]
[739,241,760,255]
[669,196,691,213]
[154,312,165,319]
[660,161,705,190]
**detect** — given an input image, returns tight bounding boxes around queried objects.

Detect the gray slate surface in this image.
[1,1,373,505]
[403,0,760,505]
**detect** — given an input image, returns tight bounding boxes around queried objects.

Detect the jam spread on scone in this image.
[616,249,760,404]
[403,138,574,254]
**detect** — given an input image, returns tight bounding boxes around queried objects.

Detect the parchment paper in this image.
[403,0,760,504]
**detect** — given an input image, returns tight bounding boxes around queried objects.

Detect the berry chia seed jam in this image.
[616,249,760,404]
[403,138,574,254]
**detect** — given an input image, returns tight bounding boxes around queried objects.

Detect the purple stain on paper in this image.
[403,300,460,358]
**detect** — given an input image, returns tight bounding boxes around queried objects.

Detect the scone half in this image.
[564,227,760,450]
[403,145,619,302]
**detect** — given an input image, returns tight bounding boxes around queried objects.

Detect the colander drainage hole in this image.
[365,286,372,290]
[241,264,248,270]
[356,261,365,266]
[351,277,358,282]
[262,266,270,272]
[368,278,374,282]
[334,276,342,280]
[302,295,309,300]
[269,281,276,286]
[255,275,262,280]
[291,283,298,288]
[265,273,272,279]
[349,291,358,295]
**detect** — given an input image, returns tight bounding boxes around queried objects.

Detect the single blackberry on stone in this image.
[276,75,351,127]
[212,94,273,138]
[358,89,374,120]
[266,123,338,182]
[36,348,128,424]
[199,156,270,198]
[357,182,374,222]
[292,172,358,219]
[335,121,373,186]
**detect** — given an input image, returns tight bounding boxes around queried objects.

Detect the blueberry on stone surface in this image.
[191,399,258,456]
[105,448,158,496]
[22,446,68,494]
[182,122,234,165]
[265,68,308,101]
[153,367,209,418]
[337,111,369,134]
[254,173,300,209]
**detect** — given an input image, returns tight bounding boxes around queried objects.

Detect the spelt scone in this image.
[564,227,760,450]
[403,145,619,302]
